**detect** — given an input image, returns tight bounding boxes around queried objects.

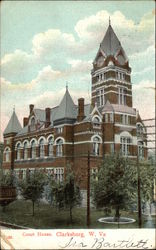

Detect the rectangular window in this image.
[105,113,109,123]
[56,127,63,134]
[120,137,132,156]
[118,87,126,105]
[110,113,114,123]
[96,88,105,107]
[54,168,64,183]
[110,144,114,154]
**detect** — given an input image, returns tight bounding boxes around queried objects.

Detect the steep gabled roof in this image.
[54,88,77,121]
[4,110,22,135]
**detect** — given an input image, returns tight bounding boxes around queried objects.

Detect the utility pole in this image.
[87,151,90,228]
[137,153,142,228]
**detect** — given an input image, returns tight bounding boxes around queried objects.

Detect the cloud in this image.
[1,9,154,84]
[1,49,34,82]
[32,29,76,59]
[133,80,155,119]
[36,65,63,82]
[68,59,92,73]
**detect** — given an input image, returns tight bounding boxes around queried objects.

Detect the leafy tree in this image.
[92,154,137,221]
[19,169,46,216]
[49,165,81,223]
[0,169,15,187]
[92,154,155,221]
[64,167,81,223]
[0,169,16,211]
[139,160,155,207]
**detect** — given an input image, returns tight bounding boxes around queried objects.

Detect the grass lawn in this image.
[0,200,155,229]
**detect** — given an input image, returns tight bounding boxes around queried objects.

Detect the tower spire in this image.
[66,81,68,91]
[109,16,111,26]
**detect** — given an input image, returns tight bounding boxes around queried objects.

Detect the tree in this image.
[19,169,46,216]
[92,154,138,221]
[0,169,17,211]
[64,166,81,223]
[139,160,155,207]
[49,165,81,223]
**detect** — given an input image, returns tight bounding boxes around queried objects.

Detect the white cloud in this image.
[36,65,63,82]
[1,9,154,84]
[68,59,92,73]
[133,80,155,119]
[1,49,34,82]
[32,29,77,59]
[30,88,90,109]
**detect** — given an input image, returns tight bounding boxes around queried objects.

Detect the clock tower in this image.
[91,19,132,109]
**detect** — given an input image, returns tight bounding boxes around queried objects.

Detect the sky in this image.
[0,0,155,142]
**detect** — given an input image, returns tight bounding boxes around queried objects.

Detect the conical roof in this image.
[4,110,22,135]
[54,87,77,121]
[100,23,128,60]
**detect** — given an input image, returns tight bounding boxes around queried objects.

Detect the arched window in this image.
[120,137,132,156]
[23,141,28,160]
[39,138,44,158]
[31,140,36,159]
[138,141,144,159]
[93,136,100,156]
[56,138,63,157]
[92,116,101,128]
[4,147,10,162]
[48,136,54,157]
[16,143,21,160]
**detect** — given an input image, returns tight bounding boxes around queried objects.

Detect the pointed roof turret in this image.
[54,87,77,123]
[100,21,128,61]
[4,109,22,135]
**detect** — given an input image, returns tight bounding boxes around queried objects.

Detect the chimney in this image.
[77,98,85,122]
[23,117,28,127]
[29,104,34,114]
[45,108,51,128]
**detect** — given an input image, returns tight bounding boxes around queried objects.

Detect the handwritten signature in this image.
[59,236,150,249]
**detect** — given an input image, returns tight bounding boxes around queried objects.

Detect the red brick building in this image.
[2,22,147,198]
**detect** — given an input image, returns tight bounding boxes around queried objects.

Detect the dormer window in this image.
[92,116,101,128]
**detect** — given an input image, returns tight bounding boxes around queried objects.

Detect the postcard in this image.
[0,0,155,249]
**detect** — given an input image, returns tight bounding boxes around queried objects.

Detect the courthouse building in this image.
[2,22,147,195]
